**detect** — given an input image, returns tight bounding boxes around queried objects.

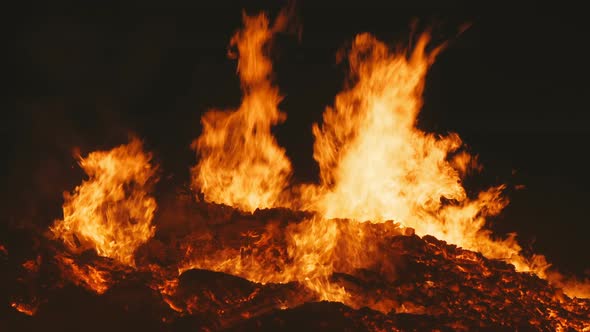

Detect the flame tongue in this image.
[308,33,453,222]
[50,138,157,266]
[298,31,547,281]
[191,12,292,212]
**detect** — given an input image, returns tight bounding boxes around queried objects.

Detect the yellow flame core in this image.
[191,12,292,212]
[298,32,548,277]
[50,138,157,266]
[179,217,365,304]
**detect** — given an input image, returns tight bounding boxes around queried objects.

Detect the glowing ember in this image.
[295,30,575,296]
[54,254,112,294]
[50,138,157,266]
[11,302,37,316]
[190,11,292,212]
[22,256,41,273]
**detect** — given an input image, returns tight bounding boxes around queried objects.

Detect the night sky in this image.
[6,1,590,277]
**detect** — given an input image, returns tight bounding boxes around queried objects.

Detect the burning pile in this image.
[3,8,589,332]
[3,204,590,331]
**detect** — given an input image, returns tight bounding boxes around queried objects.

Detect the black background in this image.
[6,1,590,276]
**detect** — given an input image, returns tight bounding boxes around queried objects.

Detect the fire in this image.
[305,33,489,239]
[179,216,351,303]
[180,10,590,302]
[22,255,41,273]
[50,138,157,266]
[546,271,590,300]
[11,8,586,330]
[55,254,112,294]
[299,31,555,283]
[183,11,380,304]
[190,11,292,212]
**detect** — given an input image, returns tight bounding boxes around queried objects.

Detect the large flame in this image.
[190,12,292,212]
[50,138,157,266]
[298,32,553,278]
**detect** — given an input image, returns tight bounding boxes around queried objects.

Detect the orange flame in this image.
[294,30,590,298]
[55,254,112,294]
[40,9,587,308]
[190,11,292,212]
[295,32,543,276]
[546,271,590,299]
[184,11,365,303]
[179,217,352,303]
[182,12,583,303]
[50,138,157,266]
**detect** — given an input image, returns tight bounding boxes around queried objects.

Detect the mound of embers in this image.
[2,197,589,332]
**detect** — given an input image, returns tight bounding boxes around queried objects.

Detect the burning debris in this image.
[2,204,589,331]
[50,137,158,267]
[3,7,590,332]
